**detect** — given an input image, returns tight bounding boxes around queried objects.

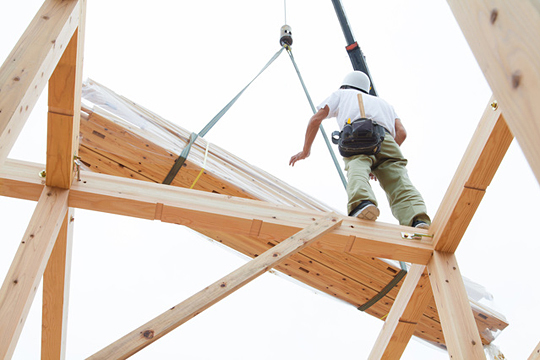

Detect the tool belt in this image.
[331,118,386,157]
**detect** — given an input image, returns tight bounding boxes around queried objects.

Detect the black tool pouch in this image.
[331,118,386,157]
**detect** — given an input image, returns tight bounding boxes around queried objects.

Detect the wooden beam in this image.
[368,265,432,360]
[446,0,540,184]
[431,97,513,252]
[428,252,485,359]
[529,340,540,360]
[0,159,434,264]
[366,97,512,354]
[0,186,69,359]
[87,213,343,360]
[42,208,74,360]
[0,0,81,168]
[46,0,86,188]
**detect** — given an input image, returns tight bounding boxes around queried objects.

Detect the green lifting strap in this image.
[163,47,286,185]
[357,261,408,312]
[285,46,348,190]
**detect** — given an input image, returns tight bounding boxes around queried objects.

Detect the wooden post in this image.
[446,0,540,185]
[368,265,432,360]
[0,0,80,168]
[87,213,343,360]
[42,208,75,360]
[0,186,69,359]
[46,0,86,189]
[428,252,485,359]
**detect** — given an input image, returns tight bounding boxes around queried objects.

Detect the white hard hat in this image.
[341,71,370,93]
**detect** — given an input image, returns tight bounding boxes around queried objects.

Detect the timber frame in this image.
[0,1,539,359]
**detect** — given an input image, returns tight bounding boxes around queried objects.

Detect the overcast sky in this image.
[1,1,540,359]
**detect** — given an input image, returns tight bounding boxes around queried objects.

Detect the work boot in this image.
[349,200,379,221]
[412,219,430,230]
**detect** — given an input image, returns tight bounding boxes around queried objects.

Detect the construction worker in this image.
[289,70,430,229]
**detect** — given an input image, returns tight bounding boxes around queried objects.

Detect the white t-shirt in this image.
[317,89,399,138]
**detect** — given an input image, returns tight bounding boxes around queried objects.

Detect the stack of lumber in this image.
[78,79,507,349]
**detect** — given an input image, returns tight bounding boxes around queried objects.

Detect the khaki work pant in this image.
[343,135,430,226]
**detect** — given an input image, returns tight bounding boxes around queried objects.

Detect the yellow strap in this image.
[189,141,210,189]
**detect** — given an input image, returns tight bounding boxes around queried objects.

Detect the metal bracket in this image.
[74,156,82,182]
[401,232,433,240]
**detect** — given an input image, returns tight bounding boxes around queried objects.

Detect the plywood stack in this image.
[78,79,507,349]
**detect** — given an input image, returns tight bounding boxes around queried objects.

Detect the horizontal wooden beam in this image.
[0,159,434,264]
[0,0,80,168]
[368,265,432,360]
[0,186,69,359]
[87,213,343,360]
[447,0,540,185]
[430,97,513,252]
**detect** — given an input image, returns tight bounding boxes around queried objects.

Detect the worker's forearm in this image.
[302,119,321,153]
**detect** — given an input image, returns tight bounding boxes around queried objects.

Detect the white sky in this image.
[1,1,540,359]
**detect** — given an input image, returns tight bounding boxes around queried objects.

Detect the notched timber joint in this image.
[154,203,164,220]
[249,219,263,237]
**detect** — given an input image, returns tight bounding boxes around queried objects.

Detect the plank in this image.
[79,83,332,210]
[87,213,343,360]
[79,109,295,202]
[0,0,80,167]
[447,0,540,185]
[0,186,69,359]
[46,0,86,189]
[42,208,75,360]
[428,252,485,359]
[368,265,432,359]
[431,97,513,252]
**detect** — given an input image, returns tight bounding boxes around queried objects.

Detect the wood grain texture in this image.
[0,0,80,167]
[431,97,513,252]
[369,265,432,359]
[46,0,86,189]
[0,186,69,359]
[42,208,75,360]
[428,252,485,359]
[447,0,540,184]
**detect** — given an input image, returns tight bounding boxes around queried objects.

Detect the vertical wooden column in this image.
[42,1,85,358]
[42,208,75,360]
[46,0,86,189]
[368,265,432,360]
[0,187,69,359]
[428,252,485,359]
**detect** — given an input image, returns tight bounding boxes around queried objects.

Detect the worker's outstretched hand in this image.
[289,150,310,167]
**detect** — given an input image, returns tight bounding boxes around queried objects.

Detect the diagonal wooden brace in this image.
[0,186,69,359]
[368,264,432,360]
[87,212,343,360]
